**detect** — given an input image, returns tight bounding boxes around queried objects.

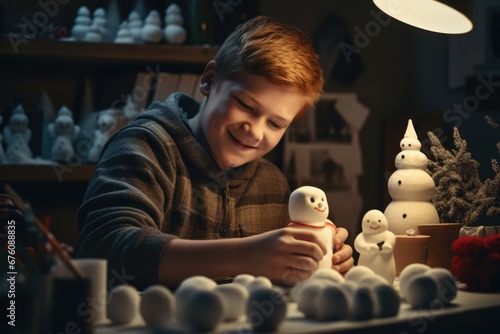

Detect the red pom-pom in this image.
[451,234,500,291]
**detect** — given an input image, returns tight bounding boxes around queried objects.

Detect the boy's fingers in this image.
[286,228,328,255]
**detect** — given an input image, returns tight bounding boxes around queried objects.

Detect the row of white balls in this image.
[106,274,287,333]
[290,267,401,321]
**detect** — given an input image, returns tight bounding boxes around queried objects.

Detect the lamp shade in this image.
[373,0,474,34]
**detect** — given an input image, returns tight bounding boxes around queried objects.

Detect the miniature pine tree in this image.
[427,124,500,226]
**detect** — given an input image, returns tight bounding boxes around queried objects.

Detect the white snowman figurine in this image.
[88,112,117,163]
[3,104,33,164]
[48,106,80,163]
[354,209,396,285]
[288,186,337,270]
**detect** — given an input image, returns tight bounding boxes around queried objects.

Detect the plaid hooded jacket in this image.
[75,93,291,288]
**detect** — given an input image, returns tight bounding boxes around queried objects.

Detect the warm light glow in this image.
[373,0,473,34]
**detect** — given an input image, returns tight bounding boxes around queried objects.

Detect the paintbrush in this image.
[3,184,85,279]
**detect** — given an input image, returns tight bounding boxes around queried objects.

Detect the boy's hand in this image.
[332,227,354,274]
[241,228,328,285]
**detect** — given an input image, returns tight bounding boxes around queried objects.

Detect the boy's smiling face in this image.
[193,62,308,172]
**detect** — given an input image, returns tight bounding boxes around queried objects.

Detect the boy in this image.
[75,15,354,289]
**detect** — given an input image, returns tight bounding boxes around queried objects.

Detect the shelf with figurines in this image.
[0,4,218,66]
[0,93,141,183]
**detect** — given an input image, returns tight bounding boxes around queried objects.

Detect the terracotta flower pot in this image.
[393,235,431,276]
[417,223,462,270]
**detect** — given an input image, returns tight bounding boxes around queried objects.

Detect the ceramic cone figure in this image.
[384,119,440,235]
[71,6,91,41]
[3,104,33,164]
[288,186,337,270]
[128,11,143,43]
[354,209,396,285]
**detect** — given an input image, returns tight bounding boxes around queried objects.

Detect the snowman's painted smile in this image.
[314,207,326,213]
[369,226,380,230]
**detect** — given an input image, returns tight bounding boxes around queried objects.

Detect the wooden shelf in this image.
[0,39,218,65]
[0,164,96,182]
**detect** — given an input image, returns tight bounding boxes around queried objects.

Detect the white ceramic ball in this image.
[404,274,438,308]
[399,263,431,299]
[181,289,224,332]
[246,276,273,293]
[246,288,287,333]
[426,268,457,304]
[174,276,217,323]
[177,275,217,292]
[296,280,326,319]
[345,265,375,283]
[351,286,375,321]
[214,283,249,322]
[233,273,255,286]
[315,283,350,321]
[311,268,346,284]
[358,274,389,287]
[107,285,140,325]
[140,285,175,327]
[371,283,401,318]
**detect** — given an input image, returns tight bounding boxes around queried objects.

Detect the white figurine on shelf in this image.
[128,11,143,43]
[122,94,142,119]
[354,209,396,285]
[83,21,103,42]
[141,10,163,44]
[92,8,108,41]
[48,106,80,163]
[0,112,4,163]
[88,112,118,163]
[3,104,33,164]
[71,6,91,41]
[288,186,337,270]
[114,21,135,44]
[164,3,186,45]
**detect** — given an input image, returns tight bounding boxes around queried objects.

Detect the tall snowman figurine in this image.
[354,209,396,285]
[288,186,337,270]
[384,119,440,235]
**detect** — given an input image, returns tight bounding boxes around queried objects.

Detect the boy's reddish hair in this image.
[214,15,324,117]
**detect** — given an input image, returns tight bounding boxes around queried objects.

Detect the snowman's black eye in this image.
[408,144,412,147]
[398,180,402,185]
[401,155,405,159]
[378,220,381,222]
[310,197,315,203]
[402,144,405,147]
[402,213,407,219]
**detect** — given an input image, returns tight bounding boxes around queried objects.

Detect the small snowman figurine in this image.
[354,210,396,285]
[48,106,80,163]
[141,10,163,44]
[164,3,186,45]
[3,104,33,164]
[88,112,117,163]
[288,186,337,270]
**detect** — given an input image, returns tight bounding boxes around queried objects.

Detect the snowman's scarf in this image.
[288,220,338,232]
